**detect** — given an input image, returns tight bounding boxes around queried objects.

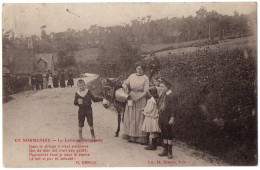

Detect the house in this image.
[35,54,55,73]
[3,41,35,75]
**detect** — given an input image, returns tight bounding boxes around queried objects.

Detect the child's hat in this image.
[160,77,173,88]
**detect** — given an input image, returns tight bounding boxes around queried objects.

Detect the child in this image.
[141,86,160,150]
[157,78,178,159]
[74,79,102,141]
[48,73,53,88]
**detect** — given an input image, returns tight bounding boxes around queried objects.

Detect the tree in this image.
[57,50,75,68]
[97,26,141,77]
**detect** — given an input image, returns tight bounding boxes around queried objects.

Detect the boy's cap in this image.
[160,77,173,88]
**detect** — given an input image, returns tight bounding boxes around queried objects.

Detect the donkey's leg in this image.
[122,109,125,122]
[115,111,121,137]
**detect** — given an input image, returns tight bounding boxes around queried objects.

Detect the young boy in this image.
[157,78,178,159]
[74,79,102,141]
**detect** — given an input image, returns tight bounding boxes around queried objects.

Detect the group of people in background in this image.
[31,69,74,90]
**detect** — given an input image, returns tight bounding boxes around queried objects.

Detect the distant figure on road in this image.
[31,72,37,90]
[42,72,48,89]
[48,73,53,88]
[67,69,74,87]
[53,69,59,88]
[36,71,43,90]
[74,79,103,141]
[46,70,51,81]
[60,70,66,88]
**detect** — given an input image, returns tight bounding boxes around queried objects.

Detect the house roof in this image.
[35,54,54,71]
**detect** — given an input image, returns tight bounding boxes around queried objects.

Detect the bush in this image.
[157,39,257,165]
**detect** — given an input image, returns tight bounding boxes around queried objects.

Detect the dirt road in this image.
[3,76,224,167]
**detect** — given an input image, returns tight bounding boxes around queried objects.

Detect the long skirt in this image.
[60,79,66,88]
[43,78,47,89]
[53,77,59,88]
[122,91,148,144]
[67,78,74,86]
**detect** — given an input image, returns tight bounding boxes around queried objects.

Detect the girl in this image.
[141,86,160,150]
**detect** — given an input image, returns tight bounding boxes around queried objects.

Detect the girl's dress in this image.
[142,97,160,133]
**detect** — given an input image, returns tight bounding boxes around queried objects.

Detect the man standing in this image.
[53,69,59,88]
[36,71,43,90]
[31,72,37,90]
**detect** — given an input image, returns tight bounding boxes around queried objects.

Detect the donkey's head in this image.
[100,76,122,109]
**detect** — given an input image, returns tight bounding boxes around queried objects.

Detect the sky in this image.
[2,2,257,37]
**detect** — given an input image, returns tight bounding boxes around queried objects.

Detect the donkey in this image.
[100,77,126,137]
[86,75,126,137]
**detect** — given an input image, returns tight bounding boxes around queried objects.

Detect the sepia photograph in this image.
[1,1,258,167]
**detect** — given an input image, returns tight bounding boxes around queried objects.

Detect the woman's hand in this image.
[133,97,140,103]
[122,84,128,92]
[133,91,147,103]
[169,117,175,125]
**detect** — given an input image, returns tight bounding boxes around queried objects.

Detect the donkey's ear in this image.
[100,77,107,85]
